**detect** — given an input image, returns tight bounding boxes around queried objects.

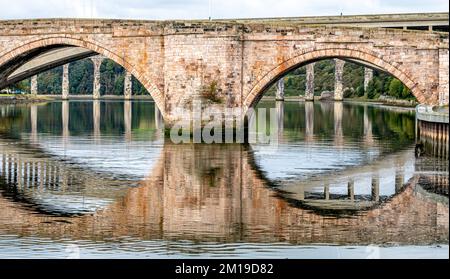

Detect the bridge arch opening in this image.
[244,48,424,111]
[0,37,166,118]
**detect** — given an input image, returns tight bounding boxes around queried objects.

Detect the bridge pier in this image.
[90,56,104,100]
[275,79,285,101]
[124,70,132,100]
[364,68,373,96]
[62,64,69,100]
[30,75,38,95]
[305,63,315,101]
[334,59,345,101]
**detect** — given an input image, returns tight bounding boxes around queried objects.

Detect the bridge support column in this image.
[334,59,345,101]
[62,64,69,100]
[275,78,285,101]
[364,67,373,96]
[90,56,104,100]
[305,63,315,101]
[124,70,132,100]
[30,75,38,95]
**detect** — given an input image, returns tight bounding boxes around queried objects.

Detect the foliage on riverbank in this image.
[11,59,149,95]
[266,60,416,101]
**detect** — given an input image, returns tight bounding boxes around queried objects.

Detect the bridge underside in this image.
[0,46,96,89]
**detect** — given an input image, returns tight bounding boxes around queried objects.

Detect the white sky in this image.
[0,0,448,20]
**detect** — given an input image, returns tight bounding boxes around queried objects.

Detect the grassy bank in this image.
[0,94,54,104]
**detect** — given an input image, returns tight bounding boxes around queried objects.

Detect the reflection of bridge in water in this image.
[24,100,165,142]
[0,134,447,245]
[22,100,377,148]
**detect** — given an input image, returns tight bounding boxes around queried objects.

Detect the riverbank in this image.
[261,96,418,107]
[0,94,53,104]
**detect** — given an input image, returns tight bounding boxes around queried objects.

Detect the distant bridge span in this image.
[0,13,448,125]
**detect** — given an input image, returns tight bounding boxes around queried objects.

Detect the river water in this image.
[0,100,448,258]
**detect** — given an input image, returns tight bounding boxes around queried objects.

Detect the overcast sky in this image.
[0,0,448,20]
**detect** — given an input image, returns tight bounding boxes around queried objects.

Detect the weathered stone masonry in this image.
[0,19,448,126]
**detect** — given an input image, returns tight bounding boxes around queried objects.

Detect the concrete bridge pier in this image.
[364,68,374,95]
[124,71,132,100]
[305,63,315,101]
[30,75,38,95]
[62,64,69,100]
[275,79,285,101]
[90,56,104,100]
[334,59,345,101]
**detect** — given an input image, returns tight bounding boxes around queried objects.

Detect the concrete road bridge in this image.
[0,13,448,126]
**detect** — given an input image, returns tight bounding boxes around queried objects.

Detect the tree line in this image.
[15,58,149,95]
[14,58,415,100]
[267,60,415,100]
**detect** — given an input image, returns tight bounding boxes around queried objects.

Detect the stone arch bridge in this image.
[0,13,448,126]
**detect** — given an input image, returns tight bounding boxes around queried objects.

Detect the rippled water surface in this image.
[0,100,448,258]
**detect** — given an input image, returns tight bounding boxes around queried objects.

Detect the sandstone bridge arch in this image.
[0,18,448,127]
[0,35,166,118]
[243,47,428,110]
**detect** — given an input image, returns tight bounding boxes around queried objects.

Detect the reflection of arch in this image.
[0,36,165,117]
[244,47,425,110]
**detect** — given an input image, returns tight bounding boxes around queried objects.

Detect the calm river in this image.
[0,100,448,258]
